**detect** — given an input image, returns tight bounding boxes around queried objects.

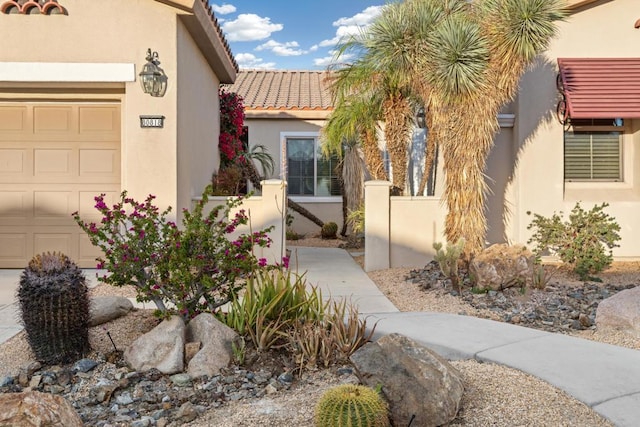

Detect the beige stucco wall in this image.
[176,19,221,220]
[244,116,343,234]
[0,0,226,225]
[512,0,640,257]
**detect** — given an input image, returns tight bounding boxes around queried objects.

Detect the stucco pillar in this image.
[364,181,392,272]
[260,180,287,264]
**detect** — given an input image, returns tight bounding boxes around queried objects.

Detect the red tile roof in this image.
[1,0,66,15]
[227,70,333,111]
[557,58,640,119]
[198,0,238,73]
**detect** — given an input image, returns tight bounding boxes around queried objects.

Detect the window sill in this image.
[564,181,639,202]
[289,196,342,203]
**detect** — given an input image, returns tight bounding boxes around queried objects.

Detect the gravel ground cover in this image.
[1,234,634,426]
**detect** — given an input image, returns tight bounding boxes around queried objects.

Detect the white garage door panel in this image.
[0,102,121,268]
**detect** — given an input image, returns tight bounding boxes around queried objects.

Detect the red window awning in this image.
[557,58,640,119]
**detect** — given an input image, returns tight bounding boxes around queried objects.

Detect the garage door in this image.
[0,102,121,268]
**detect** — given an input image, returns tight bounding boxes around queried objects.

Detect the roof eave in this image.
[565,0,605,12]
[245,108,333,120]
[156,0,238,83]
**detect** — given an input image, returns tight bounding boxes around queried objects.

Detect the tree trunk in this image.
[288,199,325,228]
[418,114,437,196]
[242,161,325,229]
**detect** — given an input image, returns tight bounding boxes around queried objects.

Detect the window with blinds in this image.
[564,119,623,181]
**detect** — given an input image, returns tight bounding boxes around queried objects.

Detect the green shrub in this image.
[433,238,465,293]
[315,384,390,427]
[321,222,338,239]
[347,205,365,235]
[18,252,91,365]
[73,185,274,320]
[527,202,621,280]
[218,268,327,352]
[219,268,375,366]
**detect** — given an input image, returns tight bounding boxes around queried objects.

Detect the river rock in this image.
[186,313,239,378]
[89,296,134,326]
[124,315,185,374]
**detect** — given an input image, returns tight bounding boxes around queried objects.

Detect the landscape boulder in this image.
[124,315,185,374]
[0,391,83,426]
[186,313,239,378]
[89,296,134,326]
[596,286,640,337]
[350,333,464,427]
[470,243,534,290]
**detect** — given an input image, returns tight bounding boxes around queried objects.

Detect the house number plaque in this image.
[139,115,165,128]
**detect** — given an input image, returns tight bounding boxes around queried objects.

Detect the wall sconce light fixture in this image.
[139,48,167,97]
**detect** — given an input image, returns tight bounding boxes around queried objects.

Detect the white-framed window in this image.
[564,119,625,182]
[281,132,341,197]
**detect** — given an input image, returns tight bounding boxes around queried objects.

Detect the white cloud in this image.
[222,14,283,42]
[256,40,307,57]
[210,3,236,15]
[313,50,352,68]
[316,6,382,49]
[235,53,276,70]
[333,6,382,27]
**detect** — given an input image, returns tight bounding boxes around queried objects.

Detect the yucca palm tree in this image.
[322,93,386,182]
[321,99,371,235]
[331,1,423,195]
[416,0,565,256]
[330,0,565,257]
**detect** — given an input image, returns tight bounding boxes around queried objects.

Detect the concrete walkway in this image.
[2,247,639,425]
[291,247,640,427]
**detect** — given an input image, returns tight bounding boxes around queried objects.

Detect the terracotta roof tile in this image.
[227,70,333,111]
[1,0,66,15]
[199,0,238,73]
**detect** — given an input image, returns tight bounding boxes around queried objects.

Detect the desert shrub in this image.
[315,384,390,427]
[73,185,273,320]
[347,205,365,235]
[527,202,621,280]
[433,238,465,293]
[218,268,326,351]
[219,268,375,368]
[321,221,339,239]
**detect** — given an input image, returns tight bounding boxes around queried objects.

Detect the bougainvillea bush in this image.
[73,185,273,320]
[219,88,246,167]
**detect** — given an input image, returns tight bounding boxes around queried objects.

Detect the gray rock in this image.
[170,373,192,387]
[350,333,464,427]
[89,296,134,326]
[596,285,640,337]
[72,358,98,373]
[124,315,186,374]
[185,313,239,378]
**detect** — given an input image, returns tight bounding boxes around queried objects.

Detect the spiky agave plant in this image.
[315,384,390,427]
[18,252,91,364]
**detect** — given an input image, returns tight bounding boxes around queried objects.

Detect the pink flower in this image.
[282,256,290,269]
[258,258,267,267]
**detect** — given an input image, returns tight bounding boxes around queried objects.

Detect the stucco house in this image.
[227,70,344,236]
[365,0,640,270]
[0,0,236,267]
[229,0,640,269]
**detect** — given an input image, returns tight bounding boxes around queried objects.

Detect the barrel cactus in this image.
[321,222,338,239]
[18,252,91,365]
[315,384,390,427]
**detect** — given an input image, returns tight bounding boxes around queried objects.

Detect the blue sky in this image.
[210,1,386,70]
